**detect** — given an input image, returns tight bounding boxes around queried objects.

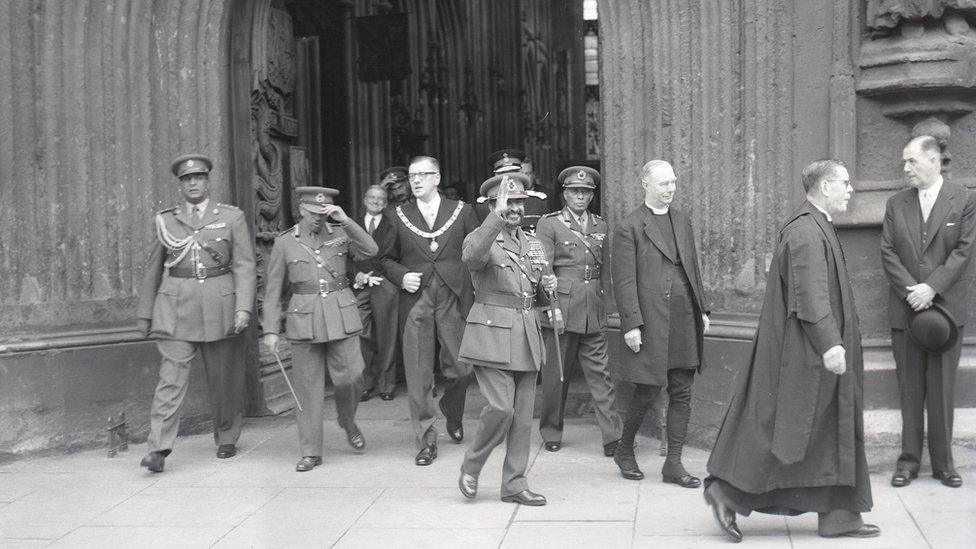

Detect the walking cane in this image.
[547,289,565,383]
[272,350,304,412]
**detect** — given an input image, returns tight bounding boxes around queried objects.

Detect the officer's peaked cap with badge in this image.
[379,166,408,186]
[558,166,600,190]
[477,172,547,203]
[295,186,339,214]
[171,154,213,178]
[908,301,959,353]
[488,149,526,174]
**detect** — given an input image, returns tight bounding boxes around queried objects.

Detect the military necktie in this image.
[192,206,202,224]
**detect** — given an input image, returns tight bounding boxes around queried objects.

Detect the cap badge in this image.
[577,170,586,180]
[187,160,195,169]
[504,176,517,191]
[315,193,326,203]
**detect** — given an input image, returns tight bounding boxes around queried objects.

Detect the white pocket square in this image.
[946,222,956,227]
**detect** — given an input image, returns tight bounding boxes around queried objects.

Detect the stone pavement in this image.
[0,390,973,548]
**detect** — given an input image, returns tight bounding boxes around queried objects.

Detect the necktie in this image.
[192,206,202,224]
[578,213,587,233]
[367,215,377,234]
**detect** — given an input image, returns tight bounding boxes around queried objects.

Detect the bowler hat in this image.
[908,302,959,353]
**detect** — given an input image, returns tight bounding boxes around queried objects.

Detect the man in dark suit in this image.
[137,154,256,472]
[380,155,480,465]
[881,135,976,489]
[262,187,377,472]
[704,159,877,541]
[610,160,709,488]
[536,166,621,456]
[354,183,399,402]
[457,172,558,506]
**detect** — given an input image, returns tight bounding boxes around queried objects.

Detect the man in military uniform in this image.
[262,187,378,472]
[379,156,480,466]
[457,172,559,506]
[476,149,549,234]
[381,166,411,208]
[137,153,256,473]
[537,166,622,456]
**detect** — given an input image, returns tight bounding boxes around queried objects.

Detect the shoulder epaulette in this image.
[592,213,605,221]
[277,225,299,237]
[541,211,561,218]
[156,206,176,215]
[215,202,241,211]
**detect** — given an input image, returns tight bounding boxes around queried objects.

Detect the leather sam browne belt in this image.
[476,291,535,310]
[554,265,601,280]
[292,276,351,295]
[168,264,232,279]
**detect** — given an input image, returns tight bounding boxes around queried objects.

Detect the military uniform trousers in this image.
[892,327,964,474]
[357,279,399,394]
[539,328,621,446]
[148,336,244,453]
[462,365,537,497]
[291,337,365,457]
[402,274,472,448]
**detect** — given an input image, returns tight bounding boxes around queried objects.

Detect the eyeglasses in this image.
[408,171,438,179]
[825,179,852,186]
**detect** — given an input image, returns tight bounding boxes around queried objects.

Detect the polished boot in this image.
[613,444,644,480]
[295,456,322,472]
[216,444,236,459]
[439,398,463,443]
[459,472,478,499]
[603,439,619,457]
[891,468,917,487]
[704,485,742,543]
[501,490,547,506]
[140,451,166,473]
[821,524,881,538]
[415,443,437,466]
[544,441,561,452]
[346,428,366,450]
[662,460,701,488]
[933,470,963,488]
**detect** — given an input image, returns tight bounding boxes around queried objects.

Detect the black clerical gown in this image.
[706,202,872,514]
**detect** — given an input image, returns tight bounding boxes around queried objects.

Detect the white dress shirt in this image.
[919,176,943,223]
[364,212,382,233]
[417,192,441,229]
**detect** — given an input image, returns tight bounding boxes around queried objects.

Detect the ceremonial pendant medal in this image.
[429,239,439,252]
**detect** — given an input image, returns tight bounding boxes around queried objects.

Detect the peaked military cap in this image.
[478,172,543,204]
[171,154,213,178]
[488,149,527,174]
[558,166,600,189]
[379,166,408,186]
[295,186,339,214]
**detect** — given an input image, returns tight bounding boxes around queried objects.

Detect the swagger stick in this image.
[272,350,304,412]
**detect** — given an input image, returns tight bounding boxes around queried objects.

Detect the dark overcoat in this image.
[880,180,976,329]
[379,197,479,326]
[707,202,870,506]
[610,204,707,385]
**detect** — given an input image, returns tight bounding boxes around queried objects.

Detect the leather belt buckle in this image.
[195,263,207,282]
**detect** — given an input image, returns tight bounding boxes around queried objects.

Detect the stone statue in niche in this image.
[866,0,976,36]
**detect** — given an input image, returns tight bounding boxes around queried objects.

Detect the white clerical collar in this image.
[186,198,209,215]
[809,200,832,223]
[920,175,944,200]
[645,202,669,215]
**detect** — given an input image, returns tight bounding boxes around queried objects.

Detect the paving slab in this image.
[502,521,633,548]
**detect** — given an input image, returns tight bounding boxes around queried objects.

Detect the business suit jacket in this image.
[611,204,707,385]
[138,202,256,342]
[458,213,551,372]
[379,197,479,323]
[536,208,610,334]
[262,221,378,342]
[881,180,976,328]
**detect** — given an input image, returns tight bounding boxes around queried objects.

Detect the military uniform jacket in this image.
[536,208,610,334]
[458,213,552,372]
[881,180,976,329]
[379,197,479,322]
[262,221,378,343]
[138,202,256,342]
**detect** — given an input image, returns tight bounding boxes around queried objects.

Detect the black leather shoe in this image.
[359,389,374,402]
[603,439,619,457]
[544,441,561,452]
[459,472,478,499]
[140,451,165,473]
[704,489,743,543]
[347,429,366,450]
[891,468,917,487]
[380,392,394,401]
[438,399,463,443]
[216,444,236,459]
[415,444,437,466]
[501,489,547,506]
[613,446,644,480]
[295,456,322,472]
[933,470,963,488]
[821,524,881,538]
[664,473,702,489]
